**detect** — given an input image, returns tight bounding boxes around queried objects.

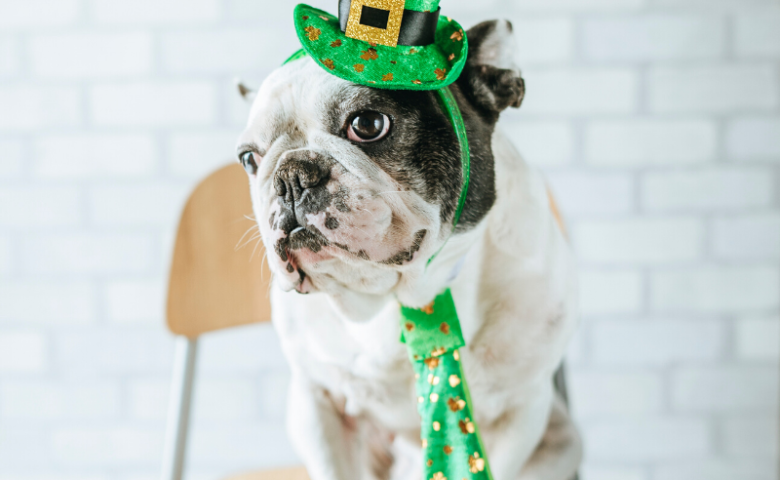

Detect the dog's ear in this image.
[235,78,256,103]
[458,20,525,116]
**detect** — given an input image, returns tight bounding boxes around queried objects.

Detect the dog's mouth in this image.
[273,225,332,293]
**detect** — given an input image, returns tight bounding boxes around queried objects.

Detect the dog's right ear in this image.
[235,79,256,103]
[457,20,525,119]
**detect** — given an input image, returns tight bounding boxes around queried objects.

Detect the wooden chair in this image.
[162,163,310,480]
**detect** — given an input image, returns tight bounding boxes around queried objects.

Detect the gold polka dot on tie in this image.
[453,350,460,361]
[449,374,461,388]
[433,421,441,431]
[418,396,424,403]
[430,393,439,402]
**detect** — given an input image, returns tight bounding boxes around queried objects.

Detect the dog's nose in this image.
[273,156,329,205]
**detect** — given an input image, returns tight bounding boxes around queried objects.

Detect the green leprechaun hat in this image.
[293,0,467,90]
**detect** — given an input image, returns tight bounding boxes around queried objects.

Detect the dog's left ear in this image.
[235,78,256,103]
[458,20,525,116]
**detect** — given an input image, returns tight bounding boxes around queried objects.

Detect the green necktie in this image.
[401,289,493,480]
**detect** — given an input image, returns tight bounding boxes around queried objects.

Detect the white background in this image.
[0,0,778,479]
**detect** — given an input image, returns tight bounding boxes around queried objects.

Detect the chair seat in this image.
[224,466,310,480]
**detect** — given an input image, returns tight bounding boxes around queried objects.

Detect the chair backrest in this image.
[166,163,273,338]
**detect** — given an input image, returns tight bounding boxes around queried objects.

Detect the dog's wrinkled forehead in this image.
[245,60,404,147]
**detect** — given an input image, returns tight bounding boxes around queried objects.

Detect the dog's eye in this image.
[239,151,259,175]
[348,112,391,143]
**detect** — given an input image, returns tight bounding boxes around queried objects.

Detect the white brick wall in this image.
[0,0,777,478]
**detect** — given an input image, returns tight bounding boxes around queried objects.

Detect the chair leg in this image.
[161,336,199,480]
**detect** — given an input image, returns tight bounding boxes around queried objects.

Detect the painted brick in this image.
[0,281,96,324]
[641,168,773,212]
[128,379,168,421]
[193,378,260,421]
[0,428,50,469]
[168,131,238,178]
[52,427,163,466]
[0,475,109,480]
[0,0,81,28]
[655,460,777,480]
[654,0,777,7]
[509,0,647,11]
[30,32,152,78]
[0,381,120,420]
[713,213,780,260]
[56,330,173,375]
[0,86,81,130]
[722,414,779,457]
[735,8,780,57]
[546,172,633,215]
[105,280,164,324]
[583,15,724,61]
[89,184,189,226]
[649,65,778,113]
[188,424,296,469]
[579,466,647,480]
[565,327,587,366]
[569,370,663,417]
[21,233,154,275]
[92,0,220,24]
[499,121,574,167]
[35,133,158,179]
[162,29,296,73]
[593,319,724,366]
[672,366,778,412]
[226,0,299,21]
[0,236,9,275]
[579,269,643,315]
[199,324,287,373]
[0,138,23,178]
[510,18,574,64]
[443,0,503,16]
[91,82,217,127]
[0,332,47,373]
[736,315,780,362]
[260,371,291,420]
[726,117,780,160]
[575,218,703,265]
[585,119,716,167]
[0,36,18,77]
[651,266,780,312]
[519,68,638,115]
[0,186,82,228]
[584,417,709,461]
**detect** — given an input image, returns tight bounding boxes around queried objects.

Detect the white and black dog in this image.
[236,20,581,480]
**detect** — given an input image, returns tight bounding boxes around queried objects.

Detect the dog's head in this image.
[236,20,523,297]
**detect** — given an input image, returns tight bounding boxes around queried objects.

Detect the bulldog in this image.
[235,20,581,480]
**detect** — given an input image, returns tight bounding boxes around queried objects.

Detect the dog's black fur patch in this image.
[320,20,523,234]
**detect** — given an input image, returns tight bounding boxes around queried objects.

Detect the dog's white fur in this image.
[238,22,581,480]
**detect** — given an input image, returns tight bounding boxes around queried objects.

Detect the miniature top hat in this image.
[293,0,468,90]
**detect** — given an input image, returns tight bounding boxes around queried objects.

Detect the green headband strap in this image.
[427,86,470,266]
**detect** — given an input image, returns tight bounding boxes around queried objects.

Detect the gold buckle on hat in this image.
[345,0,405,48]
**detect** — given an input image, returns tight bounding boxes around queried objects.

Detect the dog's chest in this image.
[273,292,424,429]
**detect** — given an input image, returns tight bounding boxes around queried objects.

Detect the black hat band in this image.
[338,0,440,47]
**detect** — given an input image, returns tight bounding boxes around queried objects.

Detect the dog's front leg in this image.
[485,393,581,480]
[287,373,372,480]
[480,388,557,480]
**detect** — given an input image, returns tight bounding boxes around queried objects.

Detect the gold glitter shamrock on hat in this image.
[292,0,468,90]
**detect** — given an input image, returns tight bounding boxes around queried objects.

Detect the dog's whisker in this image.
[235,224,260,251]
